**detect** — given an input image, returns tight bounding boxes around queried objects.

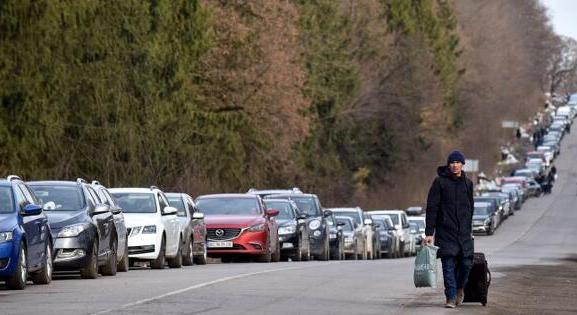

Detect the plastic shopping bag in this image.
[414,245,439,288]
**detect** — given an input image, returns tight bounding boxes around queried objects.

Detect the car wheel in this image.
[6,244,27,290]
[256,242,272,263]
[293,237,303,262]
[31,242,52,285]
[80,242,99,279]
[302,240,311,261]
[194,242,208,265]
[100,238,118,276]
[117,238,129,272]
[182,237,194,266]
[272,239,281,262]
[168,240,183,268]
[318,237,330,261]
[487,224,494,235]
[150,237,166,269]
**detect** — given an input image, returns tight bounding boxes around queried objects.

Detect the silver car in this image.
[335,216,363,260]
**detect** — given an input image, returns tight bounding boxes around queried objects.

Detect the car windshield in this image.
[0,187,15,213]
[264,201,294,220]
[267,195,321,217]
[474,205,491,215]
[167,196,187,217]
[112,193,157,213]
[30,185,85,211]
[334,211,361,226]
[409,219,425,230]
[336,218,353,231]
[196,197,260,216]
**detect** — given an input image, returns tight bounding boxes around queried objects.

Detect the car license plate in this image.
[207,241,233,248]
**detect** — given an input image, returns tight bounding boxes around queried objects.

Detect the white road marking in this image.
[91,263,333,314]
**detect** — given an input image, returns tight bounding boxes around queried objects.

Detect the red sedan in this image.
[195,194,280,262]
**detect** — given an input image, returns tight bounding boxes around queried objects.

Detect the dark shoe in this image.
[445,300,456,308]
[456,288,465,305]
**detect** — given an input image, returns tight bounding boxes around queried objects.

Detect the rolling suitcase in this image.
[463,252,491,306]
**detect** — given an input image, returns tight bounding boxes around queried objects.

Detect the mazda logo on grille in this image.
[215,229,225,237]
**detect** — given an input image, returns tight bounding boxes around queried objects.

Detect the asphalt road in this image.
[1,131,576,315]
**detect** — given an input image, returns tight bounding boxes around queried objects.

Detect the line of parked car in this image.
[3,94,576,290]
[471,96,576,235]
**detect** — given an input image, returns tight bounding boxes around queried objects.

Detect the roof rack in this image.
[76,178,87,184]
[150,186,158,190]
[7,175,22,181]
[247,188,256,193]
[291,187,303,193]
[91,180,101,186]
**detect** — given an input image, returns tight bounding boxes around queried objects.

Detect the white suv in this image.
[109,187,183,269]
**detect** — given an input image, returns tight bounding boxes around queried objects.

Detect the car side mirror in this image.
[374,223,381,228]
[111,206,122,215]
[265,209,279,217]
[22,204,43,216]
[337,226,343,231]
[297,219,306,225]
[336,222,345,226]
[192,212,204,220]
[323,209,333,217]
[162,206,178,216]
[364,218,373,225]
[297,214,308,220]
[93,204,110,214]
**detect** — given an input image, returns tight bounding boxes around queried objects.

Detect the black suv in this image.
[28,179,118,278]
[264,193,332,260]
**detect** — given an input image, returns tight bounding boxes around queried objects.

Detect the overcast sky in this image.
[541,0,577,40]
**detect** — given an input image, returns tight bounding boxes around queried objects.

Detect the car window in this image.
[0,186,16,213]
[111,193,157,213]
[336,218,353,231]
[401,214,408,227]
[334,211,361,226]
[17,183,37,205]
[264,200,294,220]
[196,197,261,216]
[186,198,197,216]
[85,186,100,207]
[158,193,168,212]
[30,185,86,211]
[167,196,187,217]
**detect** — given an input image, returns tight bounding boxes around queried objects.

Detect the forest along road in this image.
[1,132,577,315]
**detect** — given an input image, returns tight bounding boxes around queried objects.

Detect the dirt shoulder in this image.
[482,255,577,314]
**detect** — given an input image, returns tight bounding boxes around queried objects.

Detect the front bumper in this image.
[278,233,299,252]
[52,235,93,271]
[308,231,328,255]
[0,239,19,277]
[127,232,161,260]
[207,228,269,256]
[472,224,489,233]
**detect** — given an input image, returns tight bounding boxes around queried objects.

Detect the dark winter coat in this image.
[425,166,474,258]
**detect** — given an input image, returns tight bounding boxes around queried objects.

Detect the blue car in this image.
[0,175,53,290]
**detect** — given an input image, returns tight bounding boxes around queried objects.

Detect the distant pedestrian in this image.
[424,150,474,308]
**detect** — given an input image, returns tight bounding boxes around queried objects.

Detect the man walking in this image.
[424,150,474,308]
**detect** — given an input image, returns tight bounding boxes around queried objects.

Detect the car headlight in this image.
[278,225,297,235]
[248,223,265,232]
[0,231,13,243]
[58,224,90,237]
[308,220,321,230]
[142,225,157,234]
[129,226,142,236]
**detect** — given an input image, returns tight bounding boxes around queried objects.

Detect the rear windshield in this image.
[334,211,361,226]
[264,201,294,220]
[0,187,15,213]
[265,195,321,217]
[30,185,85,211]
[112,193,157,213]
[196,197,260,216]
